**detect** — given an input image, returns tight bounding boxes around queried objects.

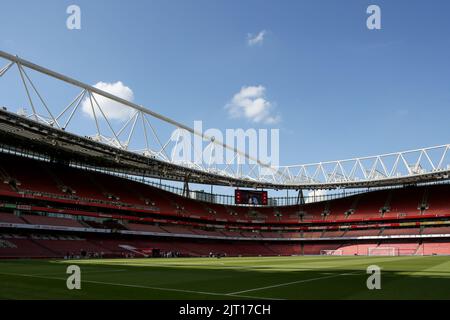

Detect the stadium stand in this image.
[1,153,450,258]
[0,212,26,224]
[422,226,450,234]
[21,215,84,228]
[381,228,422,236]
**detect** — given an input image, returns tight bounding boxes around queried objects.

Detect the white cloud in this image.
[225,85,281,124]
[81,81,135,121]
[247,30,267,46]
[305,189,328,203]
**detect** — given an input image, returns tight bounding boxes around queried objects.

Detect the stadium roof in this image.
[1,50,450,190]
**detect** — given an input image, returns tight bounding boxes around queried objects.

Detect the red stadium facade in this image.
[1,153,450,259]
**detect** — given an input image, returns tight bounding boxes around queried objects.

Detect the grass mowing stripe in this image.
[3,256,450,299]
[0,271,281,300]
[0,272,228,297]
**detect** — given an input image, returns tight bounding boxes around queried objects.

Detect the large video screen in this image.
[234,189,268,205]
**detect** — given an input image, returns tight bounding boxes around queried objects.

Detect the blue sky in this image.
[1,0,450,169]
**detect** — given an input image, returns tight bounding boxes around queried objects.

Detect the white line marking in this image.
[0,272,280,300]
[227,271,363,295]
[229,293,284,300]
[30,269,127,276]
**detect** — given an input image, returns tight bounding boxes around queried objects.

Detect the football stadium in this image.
[1,1,450,304]
[1,50,450,300]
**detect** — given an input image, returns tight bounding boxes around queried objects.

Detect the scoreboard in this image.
[234,189,268,205]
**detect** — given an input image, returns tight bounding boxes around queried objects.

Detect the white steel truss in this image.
[1,50,450,189]
[274,145,450,186]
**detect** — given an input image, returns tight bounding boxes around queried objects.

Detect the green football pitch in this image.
[1,255,450,300]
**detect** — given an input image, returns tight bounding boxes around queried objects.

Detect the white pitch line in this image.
[227,270,363,295]
[70,262,346,272]
[228,293,285,300]
[0,272,278,300]
[29,269,127,276]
